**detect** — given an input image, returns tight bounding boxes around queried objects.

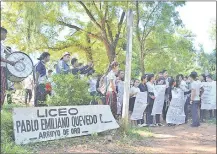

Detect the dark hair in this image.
[71,58,78,65]
[78,63,83,66]
[190,71,198,80]
[177,74,184,80]
[169,78,175,87]
[111,61,119,69]
[162,70,167,73]
[206,74,212,79]
[158,71,162,74]
[1,27,7,33]
[117,70,124,75]
[48,70,53,73]
[147,74,154,82]
[37,52,50,60]
[200,74,206,81]
[133,79,139,86]
[141,74,147,81]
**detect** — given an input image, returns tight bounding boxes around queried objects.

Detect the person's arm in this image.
[110,80,117,93]
[1,57,16,66]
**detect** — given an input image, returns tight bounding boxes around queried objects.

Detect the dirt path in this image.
[33,122,216,154]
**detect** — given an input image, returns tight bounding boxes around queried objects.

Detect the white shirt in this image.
[107,70,116,92]
[88,78,97,92]
[24,76,33,90]
[146,82,155,93]
[130,86,140,98]
[1,41,6,67]
[191,80,203,101]
[180,80,189,92]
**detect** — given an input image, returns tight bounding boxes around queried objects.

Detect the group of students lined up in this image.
[96,61,216,127]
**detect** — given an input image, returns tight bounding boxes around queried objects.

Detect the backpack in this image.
[98,74,110,95]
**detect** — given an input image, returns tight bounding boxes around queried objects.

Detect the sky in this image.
[177,2,216,53]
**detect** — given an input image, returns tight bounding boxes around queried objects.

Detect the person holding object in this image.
[0,27,19,110]
[189,72,204,127]
[34,52,50,107]
[146,74,156,127]
[106,61,119,118]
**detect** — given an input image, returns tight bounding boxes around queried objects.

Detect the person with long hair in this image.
[116,70,125,118]
[189,72,204,127]
[146,74,156,127]
[106,61,119,118]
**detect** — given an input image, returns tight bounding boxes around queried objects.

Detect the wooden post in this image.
[122,9,133,130]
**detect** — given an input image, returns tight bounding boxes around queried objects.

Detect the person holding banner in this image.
[205,74,216,118]
[146,74,156,127]
[129,79,140,113]
[189,72,204,127]
[199,74,207,122]
[116,70,125,118]
[137,74,148,125]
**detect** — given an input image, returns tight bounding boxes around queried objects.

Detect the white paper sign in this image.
[151,85,166,115]
[131,92,148,120]
[13,105,119,145]
[201,81,216,110]
[166,88,185,124]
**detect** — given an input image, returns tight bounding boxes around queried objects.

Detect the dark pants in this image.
[191,101,200,126]
[90,91,98,105]
[156,114,161,123]
[184,96,190,123]
[25,89,32,104]
[146,104,154,125]
[162,101,168,121]
[34,84,47,107]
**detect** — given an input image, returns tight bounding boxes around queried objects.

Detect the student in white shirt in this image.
[23,76,34,106]
[189,72,204,127]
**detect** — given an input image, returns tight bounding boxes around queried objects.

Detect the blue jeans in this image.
[191,101,200,126]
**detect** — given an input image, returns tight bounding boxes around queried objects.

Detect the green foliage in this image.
[47,74,92,106]
[1,104,31,153]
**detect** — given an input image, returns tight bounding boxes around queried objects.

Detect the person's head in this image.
[48,70,53,75]
[141,74,148,84]
[71,58,78,67]
[158,71,163,78]
[162,70,168,78]
[199,74,206,82]
[130,79,134,87]
[61,52,70,62]
[37,52,50,63]
[133,79,140,87]
[206,75,213,82]
[110,61,119,73]
[184,76,188,81]
[177,74,184,82]
[147,74,155,83]
[118,70,125,80]
[189,71,198,82]
[169,78,176,87]
[1,27,7,41]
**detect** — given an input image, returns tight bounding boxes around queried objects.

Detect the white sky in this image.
[177,2,216,53]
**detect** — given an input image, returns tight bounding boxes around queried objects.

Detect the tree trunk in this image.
[140,45,145,75]
[104,41,116,63]
[86,34,93,62]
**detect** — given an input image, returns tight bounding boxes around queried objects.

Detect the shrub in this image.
[47,74,92,106]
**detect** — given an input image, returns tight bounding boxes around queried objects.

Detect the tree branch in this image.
[106,20,114,43]
[113,11,125,48]
[78,1,102,30]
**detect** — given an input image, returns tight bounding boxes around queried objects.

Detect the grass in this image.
[206,118,216,125]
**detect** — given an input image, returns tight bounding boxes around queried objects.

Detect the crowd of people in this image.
[1,26,216,129]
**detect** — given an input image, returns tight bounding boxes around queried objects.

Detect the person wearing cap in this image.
[34,52,50,107]
[189,71,204,127]
[56,52,71,74]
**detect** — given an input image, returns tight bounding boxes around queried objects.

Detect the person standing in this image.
[88,74,98,105]
[23,75,34,106]
[106,61,119,118]
[1,27,18,110]
[137,74,148,125]
[162,70,170,121]
[146,74,156,127]
[34,52,50,107]
[116,70,125,118]
[198,74,207,122]
[56,52,71,74]
[189,72,204,127]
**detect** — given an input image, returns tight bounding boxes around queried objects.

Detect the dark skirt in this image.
[129,97,136,112]
[0,67,6,108]
[147,92,155,104]
[34,84,47,107]
[106,91,117,117]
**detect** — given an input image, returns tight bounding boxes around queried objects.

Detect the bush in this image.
[1,104,30,153]
[47,74,92,106]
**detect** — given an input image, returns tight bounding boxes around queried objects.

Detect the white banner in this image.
[201,81,216,110]
[131,92,148,120]
[13,105,119,145]
[151,85,166,115]
[166,88,185,125]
